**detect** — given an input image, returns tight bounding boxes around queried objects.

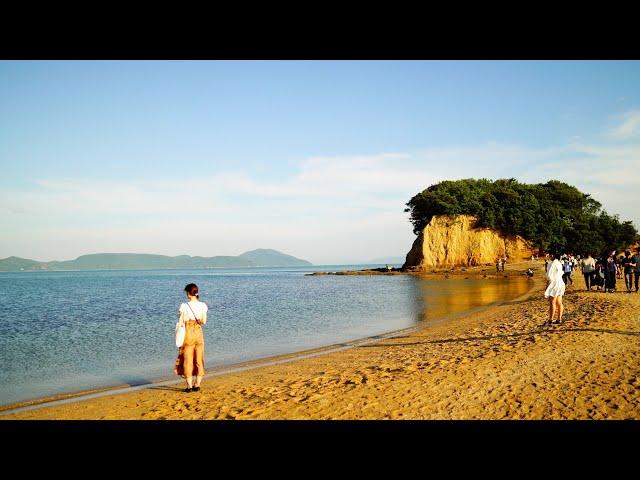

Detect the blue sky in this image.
[1,61,639,263]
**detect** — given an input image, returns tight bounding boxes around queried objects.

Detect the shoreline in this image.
[4,261,638,419]
[0,271,535,417]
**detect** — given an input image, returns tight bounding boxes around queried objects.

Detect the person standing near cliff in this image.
[543,252,565,326]
[174,283,208,392]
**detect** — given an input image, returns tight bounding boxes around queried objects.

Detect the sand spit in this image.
[3,263,639,420]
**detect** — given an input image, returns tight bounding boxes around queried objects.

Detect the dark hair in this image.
[184,283,199,298]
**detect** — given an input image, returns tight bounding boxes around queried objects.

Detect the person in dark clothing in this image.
[593,258,606,291]
[630,248,640,293]
[622,251,634,292]
[605,251,618,292]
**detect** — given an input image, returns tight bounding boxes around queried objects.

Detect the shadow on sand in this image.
[356,326,640,348]
[148,385,185,392]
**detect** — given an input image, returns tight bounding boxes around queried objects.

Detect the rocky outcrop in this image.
[403,215,536,270]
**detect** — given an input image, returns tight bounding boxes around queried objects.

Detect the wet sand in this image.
[2,262,639,419]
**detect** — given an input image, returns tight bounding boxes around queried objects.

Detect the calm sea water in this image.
[0,265,530,406]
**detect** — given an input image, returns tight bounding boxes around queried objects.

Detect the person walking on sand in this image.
[632,247,640,293]
[605,251,618,293]
[580,253,596,291]
[175,283,208,393]
[616,255,624,280]
[621,250,634,293]
[562,257,573,285]
[543,252,565,326]
[594,257,605,291]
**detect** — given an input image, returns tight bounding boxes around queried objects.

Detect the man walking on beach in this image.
[580,254,596,291]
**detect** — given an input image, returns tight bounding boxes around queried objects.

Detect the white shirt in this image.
[544,259,566,298]
[178,300,208,326]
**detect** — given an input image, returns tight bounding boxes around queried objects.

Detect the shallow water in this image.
[0,265,530,406]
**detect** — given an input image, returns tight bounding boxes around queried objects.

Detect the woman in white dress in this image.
[543,252,566,326]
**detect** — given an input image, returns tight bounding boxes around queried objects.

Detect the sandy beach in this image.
[2,262,639,420]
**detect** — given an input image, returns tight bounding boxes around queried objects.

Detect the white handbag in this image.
[175,321,186,348]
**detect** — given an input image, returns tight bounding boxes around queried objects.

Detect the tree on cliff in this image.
[404,179,638,256]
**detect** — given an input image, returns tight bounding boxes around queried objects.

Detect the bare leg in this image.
[182,343,195,389]
[556,296,564,322]
[548,297,556,322]
[193,340,205,389]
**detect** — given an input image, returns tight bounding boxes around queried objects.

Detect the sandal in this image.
[184,387,192,393]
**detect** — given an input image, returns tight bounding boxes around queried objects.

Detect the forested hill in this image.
[0,249,312,272]
[404,179,638,255]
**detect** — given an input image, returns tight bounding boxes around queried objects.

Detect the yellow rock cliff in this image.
[403,215,536,269]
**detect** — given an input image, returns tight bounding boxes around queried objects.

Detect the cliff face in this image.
[403,215,536,270]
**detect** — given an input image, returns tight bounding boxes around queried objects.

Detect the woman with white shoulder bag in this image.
[174,283,208,393]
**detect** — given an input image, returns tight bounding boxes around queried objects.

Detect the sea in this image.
[0,265,531,406]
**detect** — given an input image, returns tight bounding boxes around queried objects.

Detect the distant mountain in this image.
[238,249,312,267]
[0,256,44,271]
[0,250,312,272]
[364,256,406,265]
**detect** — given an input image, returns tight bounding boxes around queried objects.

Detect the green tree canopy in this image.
[404,179,638,256]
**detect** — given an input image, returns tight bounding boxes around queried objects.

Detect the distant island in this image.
[0,249,312,272]
[405,178,638,256]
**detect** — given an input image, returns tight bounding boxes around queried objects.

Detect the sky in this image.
[1,60,639,264]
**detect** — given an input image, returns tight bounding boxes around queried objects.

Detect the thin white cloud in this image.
[608,110,640,140]
[1,137,639,263]
[524,142,640,187]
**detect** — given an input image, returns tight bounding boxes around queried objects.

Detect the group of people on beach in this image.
[542,247,640,327]
[495,256,507,272]
[546,250,640,293]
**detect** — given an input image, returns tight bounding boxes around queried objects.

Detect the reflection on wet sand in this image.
[412,277,532,325]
